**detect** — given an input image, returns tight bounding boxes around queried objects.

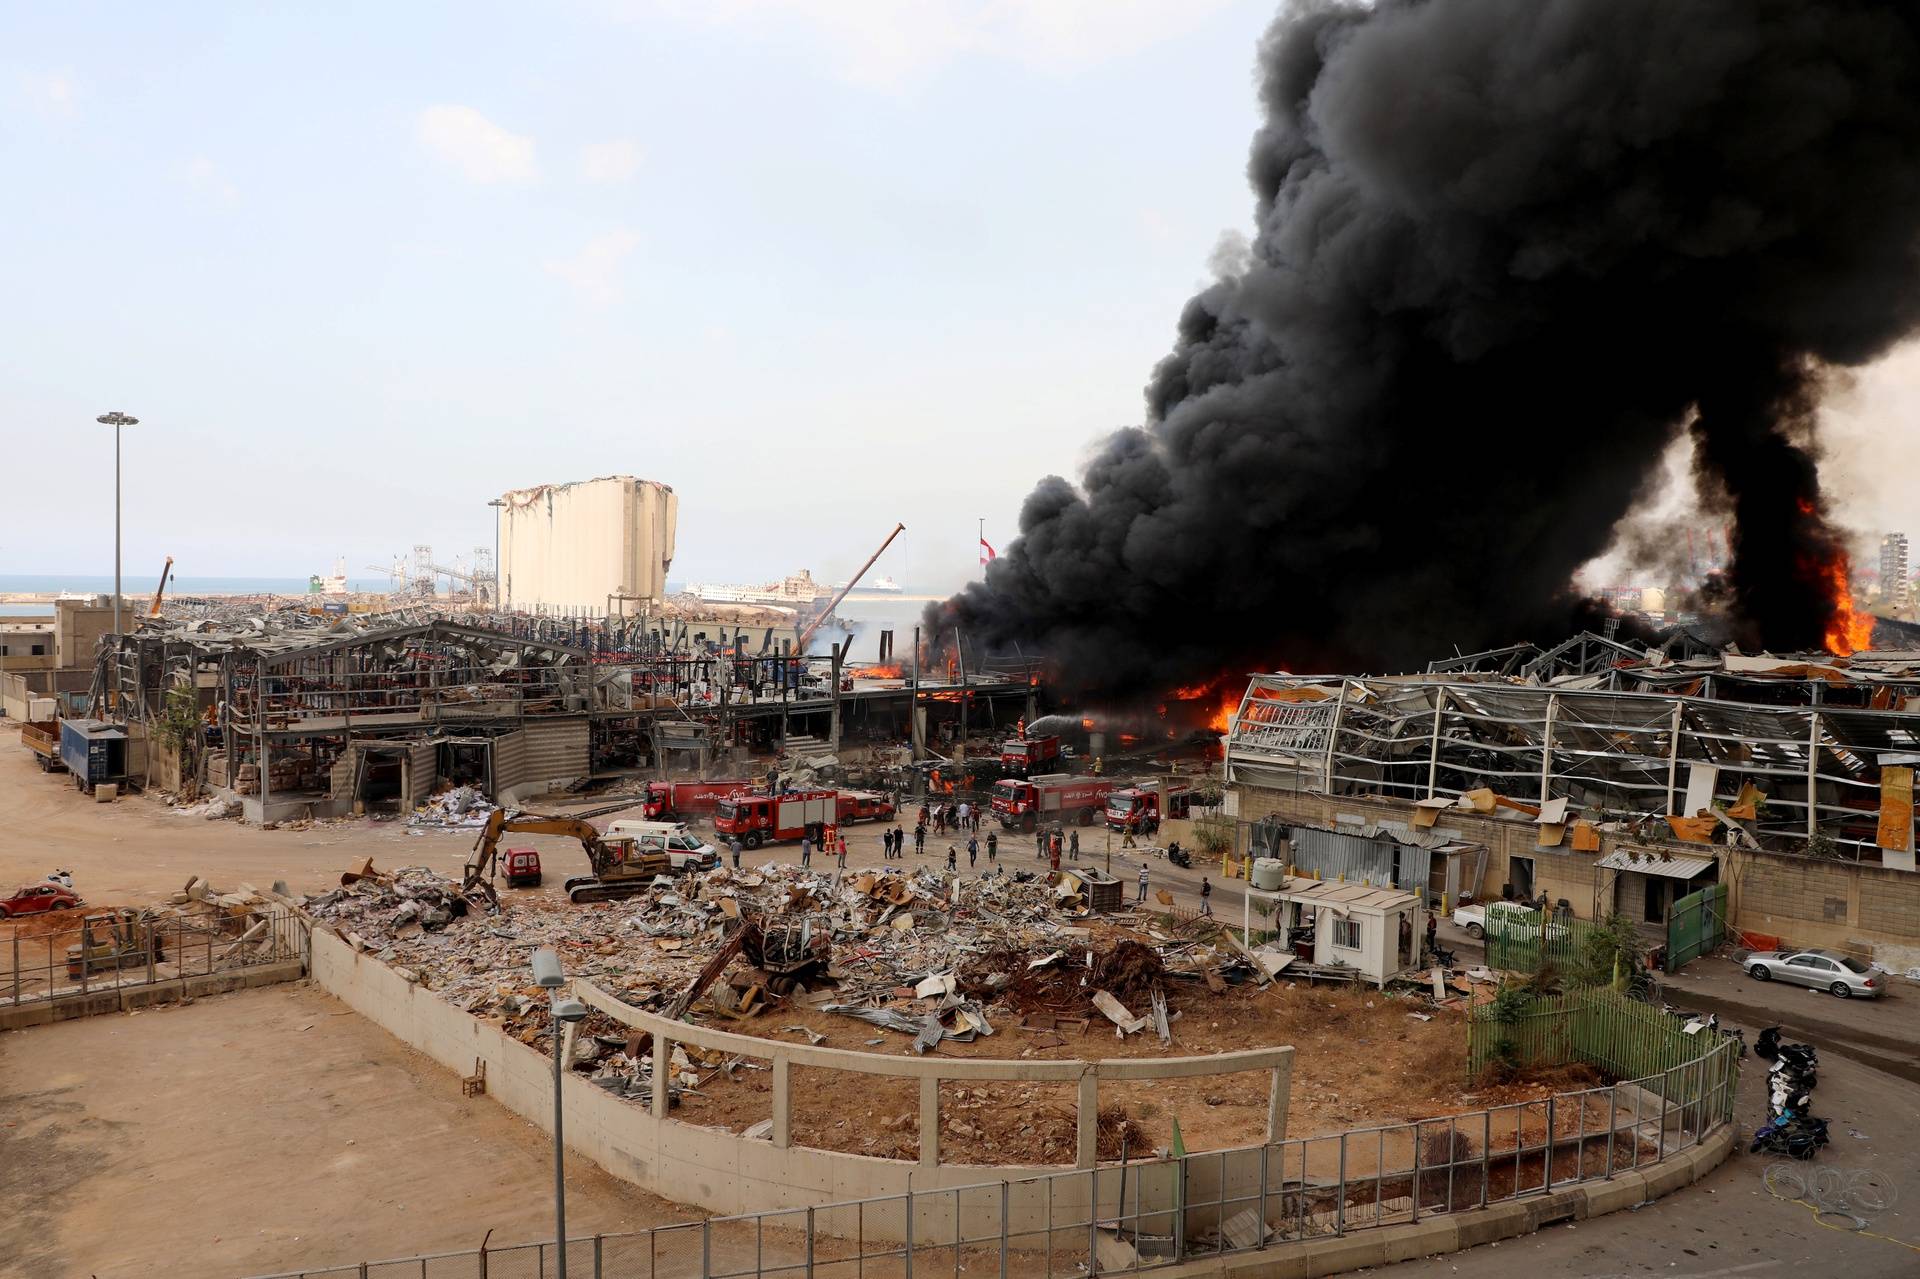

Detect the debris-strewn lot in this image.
[305,861,1578,1165]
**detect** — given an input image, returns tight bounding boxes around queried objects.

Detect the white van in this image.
[605,819,719,872]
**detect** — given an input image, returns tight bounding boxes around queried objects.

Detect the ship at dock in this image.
[684,569,834,609]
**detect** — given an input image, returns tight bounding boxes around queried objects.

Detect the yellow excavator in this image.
[462,809,673,906]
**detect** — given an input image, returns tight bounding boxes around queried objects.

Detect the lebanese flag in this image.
[980,538,996,567]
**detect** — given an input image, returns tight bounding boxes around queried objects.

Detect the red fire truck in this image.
[999,734,1061,776]
[714,789,878,848]
[990,774,1117,832]
[1104,783,1194,834]
[641,779,756,822]
[836,790,898,823]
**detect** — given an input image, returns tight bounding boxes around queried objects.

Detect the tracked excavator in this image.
[462,809,673,906]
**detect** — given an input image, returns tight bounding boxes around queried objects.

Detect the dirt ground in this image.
[0,982,698,1279]
[663,970,1485,1163]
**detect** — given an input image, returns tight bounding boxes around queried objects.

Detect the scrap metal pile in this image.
[301,858,1287,1107]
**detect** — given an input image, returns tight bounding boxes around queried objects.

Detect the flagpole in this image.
[978,517,984,578]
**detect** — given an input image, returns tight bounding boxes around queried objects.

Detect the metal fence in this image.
[1664,884,1729,973]
[1483,908,1610,978]
[1466,985,1735,1091]
[1,903,302,1009]
[242,1038,1739,1279]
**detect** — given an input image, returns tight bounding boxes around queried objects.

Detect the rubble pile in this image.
[300,859,1286,1091]
[407,784,496,829]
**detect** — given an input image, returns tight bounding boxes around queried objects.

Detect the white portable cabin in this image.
[1245,874,1425,988]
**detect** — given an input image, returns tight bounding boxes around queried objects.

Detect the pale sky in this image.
[4,1,1916,593]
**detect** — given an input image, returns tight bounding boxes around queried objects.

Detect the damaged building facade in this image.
[1224,632,1920,968]
[89,608,1041,823]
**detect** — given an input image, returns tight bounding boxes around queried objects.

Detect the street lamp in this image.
[96,412,139,642]
[487,498,506,612]
[532,948,586,1275]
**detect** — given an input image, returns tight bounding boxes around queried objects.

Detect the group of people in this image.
[798,821,850,870]
[919,800,981,836]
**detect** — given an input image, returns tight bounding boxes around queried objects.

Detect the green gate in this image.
[1665,882,1728,973]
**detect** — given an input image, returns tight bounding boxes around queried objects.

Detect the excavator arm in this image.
[461,809,671,907]
[463,810,607,895]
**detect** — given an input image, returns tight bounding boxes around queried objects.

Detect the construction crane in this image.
[148,556,174,618]
[795,522,905,653]
[461,810,672,906]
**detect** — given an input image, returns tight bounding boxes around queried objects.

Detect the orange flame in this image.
[1816,552,1874,656]
[857,663,903,678]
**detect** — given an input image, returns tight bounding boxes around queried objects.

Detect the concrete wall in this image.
[498,475,677,615]
[307,926,1291,1238]
[1734,846,1920,967]
[0,960,304,1032]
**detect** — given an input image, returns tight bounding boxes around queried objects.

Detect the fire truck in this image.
[990,774,1117,832]
[713,789,890,848]
[999,733,1061,776]
[641,779,756,822]
[836,790,897,823]
[1104,783,1194,834]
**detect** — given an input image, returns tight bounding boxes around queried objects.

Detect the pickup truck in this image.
[21,720,65,773]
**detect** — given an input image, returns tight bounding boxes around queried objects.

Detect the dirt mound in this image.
[1,907,112,940]
[1091,940,1164,1000]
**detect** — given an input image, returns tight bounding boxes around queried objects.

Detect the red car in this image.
[0,883,83,918]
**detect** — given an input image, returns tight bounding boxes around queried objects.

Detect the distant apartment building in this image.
[1881,532,1911,610]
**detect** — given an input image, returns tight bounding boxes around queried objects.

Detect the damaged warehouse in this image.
[1224,632,1920,966]
[85,610,1044,823]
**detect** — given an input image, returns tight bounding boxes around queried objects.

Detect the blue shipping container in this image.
[59,719,129,788]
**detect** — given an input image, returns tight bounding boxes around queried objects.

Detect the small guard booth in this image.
[1244,875,1425,987]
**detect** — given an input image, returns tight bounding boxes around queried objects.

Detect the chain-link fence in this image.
[244,1037,1737,1279]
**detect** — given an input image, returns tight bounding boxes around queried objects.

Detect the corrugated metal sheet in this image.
[491,729,527,797]
[522,718,589,787]
[406,740,436,809]
[1288,825,1432,893]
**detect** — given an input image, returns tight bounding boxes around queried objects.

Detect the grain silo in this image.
[497,476,677,615]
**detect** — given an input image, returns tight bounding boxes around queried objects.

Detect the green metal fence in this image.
[1664,883,1729,973]
[1467,985,1734,1102]
[1482,908,1607,979]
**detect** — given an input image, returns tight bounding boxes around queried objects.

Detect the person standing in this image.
[1123,813,1139,849]
[968,835,978,867]
[1069,829,1080,861]
[1200,877,1213,917]
[947,845,958,871]
[1137,862,1150,904]
[986,830,998,865]
[729,836,743,870]
[836,834,848,869]
[958,800,970,828]
[801,833,813,867]
[915,825,926,856]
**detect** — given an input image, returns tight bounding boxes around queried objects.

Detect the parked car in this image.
[1451,899,1567,942]
[1744,948,1882,998]
[0,882,83,918]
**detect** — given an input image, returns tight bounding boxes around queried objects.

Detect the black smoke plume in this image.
[934,0,1920,697]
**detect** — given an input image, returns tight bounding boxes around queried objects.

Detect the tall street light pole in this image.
[487,498,506,612]
[531,948,586,1274]
[96,412,139,645]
